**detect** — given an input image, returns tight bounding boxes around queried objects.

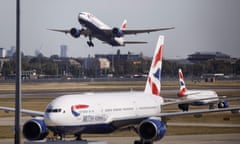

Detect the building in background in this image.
[6,46,15,57]
[60,45,68,58]
[95,49,145,76]
[0,48,6,58]
[188,51,231,62]
[0,48,10,78]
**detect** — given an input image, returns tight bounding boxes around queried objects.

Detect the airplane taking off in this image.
[0,36,239,144]
[177,68,229,111]
[49,12,174,47]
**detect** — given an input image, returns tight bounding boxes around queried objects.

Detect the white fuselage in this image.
[79,12,110,29]
[44,92,163,134]
[78,12,124,46]
[184,90,219,105]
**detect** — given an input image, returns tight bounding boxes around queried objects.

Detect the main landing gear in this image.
[75,133,82,141]
[87,41,94,47]
[178,104,189,111]
[87,36,94,47]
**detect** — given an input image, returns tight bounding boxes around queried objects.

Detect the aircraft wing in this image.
[162,97,220,106]
[219,96,240,101]
[158,107,240,118]
[111,106,240,128]
[0,106,44,117]
[48,29,70,34]
[101,27,174,36]
[163,96,240,106]
[122,27,175,35]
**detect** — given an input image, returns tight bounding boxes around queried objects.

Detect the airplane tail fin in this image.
[178,68,187,97]
[121,19,127,30]
[144,35,164,96]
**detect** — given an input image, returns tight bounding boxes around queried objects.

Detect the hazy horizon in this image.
[0,0,240,59]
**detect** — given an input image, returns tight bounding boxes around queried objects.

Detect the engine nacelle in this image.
[112,27,124,37]
[23,118,48,141]
[70,28,82,38]
[138,118,166,142]
[218,101,229,108]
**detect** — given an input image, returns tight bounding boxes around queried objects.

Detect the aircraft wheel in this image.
[134,140,153,144]
[134,140,141,144]
[209,104,215,109]
[178,104,189,111]
[87,41,91,47]
[87,41,94,47]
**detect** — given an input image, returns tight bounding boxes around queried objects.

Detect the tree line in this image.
[1,53,240,79]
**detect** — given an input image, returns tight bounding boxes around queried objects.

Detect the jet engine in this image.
[138,118,166,142]
[23,118,48,141]
[218,100,229,108]
[70,28,82,38]
[112,27,124,37]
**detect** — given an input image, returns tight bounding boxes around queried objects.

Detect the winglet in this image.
[178,68,187,97]
[144,35,164,96]
[121,19,127,30]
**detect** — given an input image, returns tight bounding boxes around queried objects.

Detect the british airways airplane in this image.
[49,12,174,47]
[177,68,229,111]
[0,36,239,144]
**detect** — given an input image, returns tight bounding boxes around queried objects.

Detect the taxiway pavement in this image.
[0,134,240,144]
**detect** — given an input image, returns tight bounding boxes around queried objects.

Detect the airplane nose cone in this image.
[44,108,66,126]
[78,13,83,19]
[78,13,88,24]
[44,111,56,126]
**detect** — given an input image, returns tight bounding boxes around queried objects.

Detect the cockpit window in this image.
[79,12,85,15]
[79,12,94,19]
[46,108,62,113]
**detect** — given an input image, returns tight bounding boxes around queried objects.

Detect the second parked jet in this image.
[177,68,229,111]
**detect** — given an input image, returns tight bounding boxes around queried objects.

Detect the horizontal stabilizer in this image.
[124,41,148,44]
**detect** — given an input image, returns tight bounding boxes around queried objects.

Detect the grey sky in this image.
[0,0,240,59]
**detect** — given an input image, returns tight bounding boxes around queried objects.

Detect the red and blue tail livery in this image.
[178,68,187,97]
[144,36,164,96]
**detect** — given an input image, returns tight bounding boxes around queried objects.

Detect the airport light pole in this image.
[15,0,21,143]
